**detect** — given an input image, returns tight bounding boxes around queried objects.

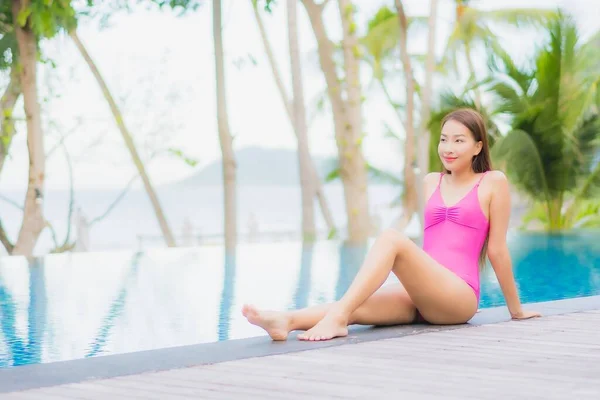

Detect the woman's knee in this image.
[380,228,410,251]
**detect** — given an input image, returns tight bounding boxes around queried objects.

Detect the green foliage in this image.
[149,0,202,11]
[521,199,600,230]
[14,0,80,38]
[167,147,199,167]
[489,13,600,229]
[440,4,556,77]
[0,31,17,70]
[361,6,427,81]
[251,0,278,13]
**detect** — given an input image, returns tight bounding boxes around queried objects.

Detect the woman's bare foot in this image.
[297,313,349,341]
[242,304,291,341]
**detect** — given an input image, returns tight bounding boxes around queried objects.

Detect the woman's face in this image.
[438,119,482,173]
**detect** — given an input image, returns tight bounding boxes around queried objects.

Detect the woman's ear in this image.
[474,141,483,156]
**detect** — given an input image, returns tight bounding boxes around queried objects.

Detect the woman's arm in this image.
[485,171,541,320]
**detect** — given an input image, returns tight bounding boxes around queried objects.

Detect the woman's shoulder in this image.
[482,170,510,198]
[483,170,508,184]
[424,171,442,184]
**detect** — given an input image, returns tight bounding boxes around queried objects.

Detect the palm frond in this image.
[491,129,550,203]
[480,8,558,28]
[367,165,402,185]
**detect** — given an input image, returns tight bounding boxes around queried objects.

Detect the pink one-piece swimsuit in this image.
[423,172,490,303]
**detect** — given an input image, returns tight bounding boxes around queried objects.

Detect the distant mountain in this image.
[170,147,338,187]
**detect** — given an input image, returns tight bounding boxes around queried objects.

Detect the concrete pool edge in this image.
[1,295,599,393]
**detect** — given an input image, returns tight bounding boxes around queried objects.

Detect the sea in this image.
[0,184,406,255]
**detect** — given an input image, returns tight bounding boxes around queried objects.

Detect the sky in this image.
[1,0,599,191]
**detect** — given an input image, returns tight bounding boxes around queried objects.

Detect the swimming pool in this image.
[1,231,599,368]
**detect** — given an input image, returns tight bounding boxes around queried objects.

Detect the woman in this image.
[242,108,541,342]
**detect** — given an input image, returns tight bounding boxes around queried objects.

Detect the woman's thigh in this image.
[389,234,478,324]
[350,282,417,326]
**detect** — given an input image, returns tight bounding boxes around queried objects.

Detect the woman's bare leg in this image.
[297,228,478,341]
[242,283,416,341]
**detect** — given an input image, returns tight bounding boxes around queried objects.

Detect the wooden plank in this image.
[119,372,309,400]
[4,309,600,399]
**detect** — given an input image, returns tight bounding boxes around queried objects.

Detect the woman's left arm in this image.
[486,171,541,320]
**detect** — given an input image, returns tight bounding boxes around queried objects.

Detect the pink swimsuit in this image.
[423,172,490,303]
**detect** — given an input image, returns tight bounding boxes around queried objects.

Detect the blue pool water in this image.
[0,231,599,368]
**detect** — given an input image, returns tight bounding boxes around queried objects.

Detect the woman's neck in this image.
[446,169,478,185]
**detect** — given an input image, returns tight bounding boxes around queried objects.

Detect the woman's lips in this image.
[443,156,457,163]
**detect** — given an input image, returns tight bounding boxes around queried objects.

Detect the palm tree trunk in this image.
[302,0,371,243]
[252,1,336,237]
[548,196,563,231]
[287,0,316,241]
[70,31,176,248]
[0,67,21,174]
[0,67,19,253]
[251,3,293,120]
[394,0,418,231]
[464,42,482,109]
[416,0,438,229]
[11,0,46,257]
[213,0,237,250]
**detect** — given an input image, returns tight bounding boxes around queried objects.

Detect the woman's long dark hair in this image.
[440,108,493,268]
[441,108,492,175]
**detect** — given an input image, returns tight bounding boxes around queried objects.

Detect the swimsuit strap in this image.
[475,171,490,187]
[437,172,444,187]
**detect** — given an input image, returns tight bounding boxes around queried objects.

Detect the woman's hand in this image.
[511,310,542,320]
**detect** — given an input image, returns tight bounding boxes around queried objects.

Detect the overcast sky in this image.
[1,0,598,191]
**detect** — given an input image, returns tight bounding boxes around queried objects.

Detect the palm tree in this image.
[288,0,316,240]
[251,0,336,239]
[0,56,20,174]
[360,5,425,230]
[0,31,20,253]
[417,0,439,226]
[213,0,237,250]
[301,0,371,243]
[442,0,556,109]
[9,0,50,256]
[70,31,177,247]
[489,13,600,231]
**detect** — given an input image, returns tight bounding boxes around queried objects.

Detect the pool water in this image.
[0,232,599,368]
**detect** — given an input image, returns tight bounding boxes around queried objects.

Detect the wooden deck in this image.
[4,310,600,399]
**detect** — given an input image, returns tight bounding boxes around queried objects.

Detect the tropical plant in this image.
[442,0,556,109]
[7,0,80,256]
[70,31,177,247]
[489,13,600,231]
[251,0,336,240]
[301,0,371,243]
[360,4,432,229]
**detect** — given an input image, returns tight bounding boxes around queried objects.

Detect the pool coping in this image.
[1,295,599,393]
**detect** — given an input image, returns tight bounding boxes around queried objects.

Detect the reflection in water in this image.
[0,231,599,368]
[291,241,314,310]
[335,241,368,300]
[26,258,47,366]
[85,252,142,357]
[0,258,47,367]
[218,250,236,341]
